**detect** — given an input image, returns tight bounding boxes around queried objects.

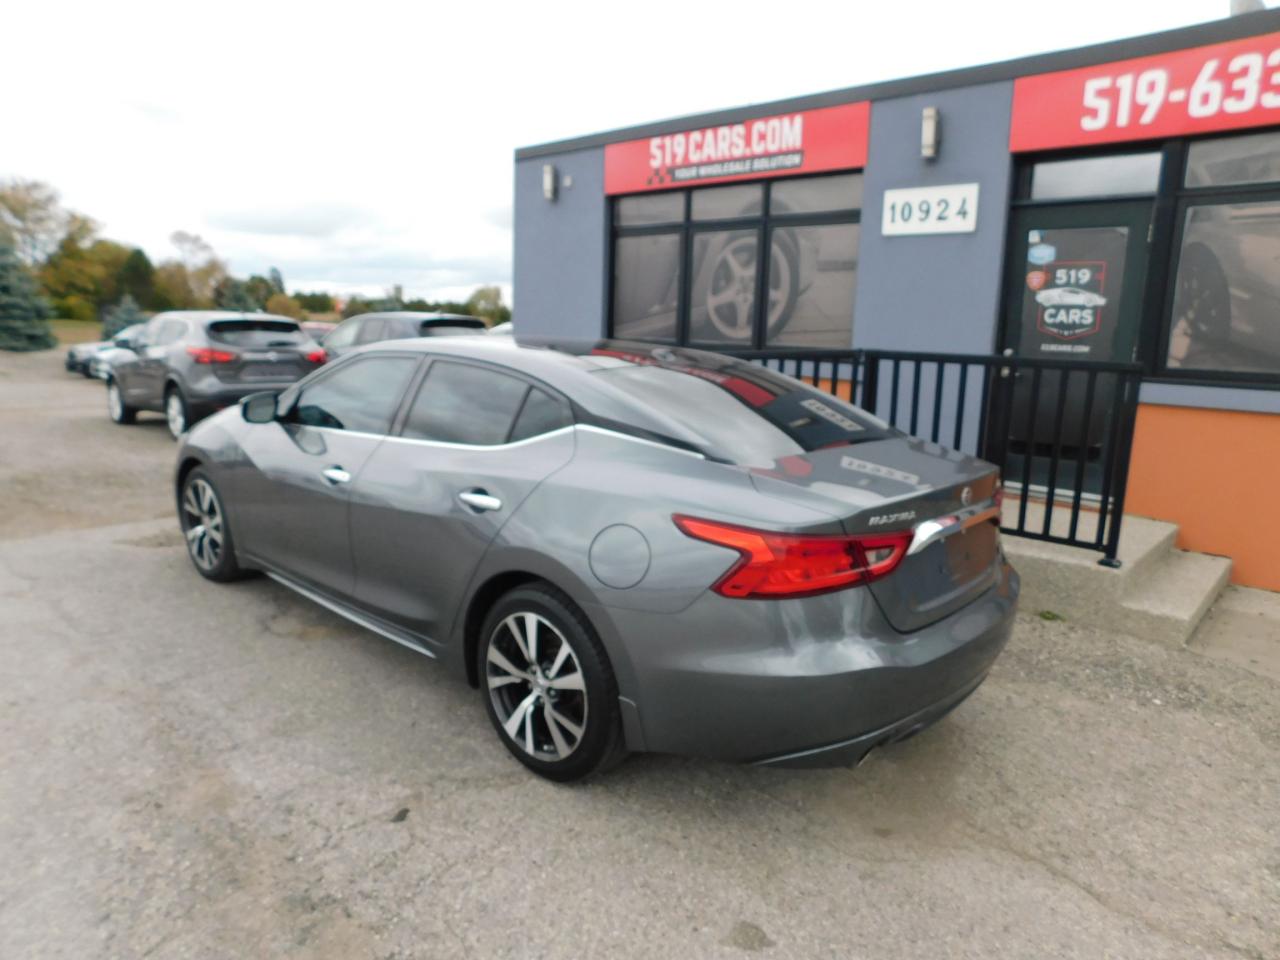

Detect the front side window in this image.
[291,356,418,433]
[324,319,359,348]
[401,361,530,445]
[356,318,389,344]
[611,172,862,349]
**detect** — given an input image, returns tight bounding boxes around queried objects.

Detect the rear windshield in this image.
[419,323,485,337]
[208,320,306,347]
[592,358,890,466]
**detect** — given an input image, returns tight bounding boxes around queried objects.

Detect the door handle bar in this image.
[322,466,351,485]
[458,490,502,512]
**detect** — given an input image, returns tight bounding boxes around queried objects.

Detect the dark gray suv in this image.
[173,337,1018,781]
[107,311,326,439]
[322,311,486,359]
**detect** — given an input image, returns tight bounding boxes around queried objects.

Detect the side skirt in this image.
[263,569,437,661]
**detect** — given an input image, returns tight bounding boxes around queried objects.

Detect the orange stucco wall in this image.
[1126,403,1280,591]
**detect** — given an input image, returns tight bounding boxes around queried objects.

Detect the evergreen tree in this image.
[215,277,258,312]
[268,266,285,295]
[102,293,145,339]
[117,248,158,309]
[0,242,56,351]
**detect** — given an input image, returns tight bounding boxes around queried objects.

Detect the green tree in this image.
[102,293,145,339]
[265,292,303,319]
[215,277,258,312]
[295,290,334,312]
[243,275,275,310]
[117,248,158,309]
[0,243,56,351]
[0,179,67,266]
[38,216,131,321]
[465,285,510,326]
[153,261,195,309]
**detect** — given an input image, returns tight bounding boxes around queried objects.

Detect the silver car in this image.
[174,337,1017,781]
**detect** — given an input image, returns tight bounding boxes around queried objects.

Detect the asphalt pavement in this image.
[1,348,1277,959]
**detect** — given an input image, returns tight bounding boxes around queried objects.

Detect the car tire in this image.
[178,468,247,582]
[107,379,137,425]
[1177,243,1231,345]
[478,583,627,782]
[165,386,189,440]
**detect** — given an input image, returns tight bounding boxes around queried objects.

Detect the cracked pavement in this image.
[1,349,1277,959]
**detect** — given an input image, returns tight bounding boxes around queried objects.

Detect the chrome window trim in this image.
[296,422,706,459]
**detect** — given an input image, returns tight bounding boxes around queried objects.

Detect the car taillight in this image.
[186,346,237,364]
[306,348,327,364]
[673,514,912,599]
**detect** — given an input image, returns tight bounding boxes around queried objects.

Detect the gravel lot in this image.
[2,347,1277,959]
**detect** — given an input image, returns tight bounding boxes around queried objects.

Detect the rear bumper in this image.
[597,561,1018,765]
[185,381,299,419]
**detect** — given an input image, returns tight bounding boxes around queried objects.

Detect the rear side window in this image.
[291,356,418,434]
[510,388,572,442]
[155,319,187,345]
[208,320,305,347]
[355,318,389,344]
[401,361,529,445]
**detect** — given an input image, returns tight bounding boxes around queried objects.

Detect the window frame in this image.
[391,355,576,448]
[607,170,862,351]
[281,351,425,436]
[1010,132,1280,390]
[1150,136,1280,388]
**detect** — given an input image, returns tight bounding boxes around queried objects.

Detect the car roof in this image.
[151,310,299,325]
[347,335,783,455]
[347,311,485,325]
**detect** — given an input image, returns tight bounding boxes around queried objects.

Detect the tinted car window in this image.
[207,320,305,347]
[291,356,418,433]
[401,361,529,445]
[510,388,572,442]
[419,323,484,338]
[589,352,889,466]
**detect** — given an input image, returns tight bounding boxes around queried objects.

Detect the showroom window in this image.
[1162,129,1280,381]
[609,172,862,350]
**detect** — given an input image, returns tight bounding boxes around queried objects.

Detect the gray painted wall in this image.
[513,147,607,338]
[853,81,1014,353]
[853,82,1015,451]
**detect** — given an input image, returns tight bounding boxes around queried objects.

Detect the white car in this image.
[1034,286,1107,308]
[88,323,145,380]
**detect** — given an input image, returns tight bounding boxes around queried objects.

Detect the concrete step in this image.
[1115,549,1233,647]
[1001,503,1231,647]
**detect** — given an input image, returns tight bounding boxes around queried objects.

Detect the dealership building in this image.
[513,10,1280,592]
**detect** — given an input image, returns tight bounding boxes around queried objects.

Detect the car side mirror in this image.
[241,391,279,424]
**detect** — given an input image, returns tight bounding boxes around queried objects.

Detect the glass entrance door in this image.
[999,200,1151,495]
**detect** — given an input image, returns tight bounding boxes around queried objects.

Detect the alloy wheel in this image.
[485,612,588,761]
[166,392,186,438]
[108,382,123,421]
[181,477,224,572]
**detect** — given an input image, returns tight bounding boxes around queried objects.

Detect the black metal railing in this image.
[735,348,1144,566]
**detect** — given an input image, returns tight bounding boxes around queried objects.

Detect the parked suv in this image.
[106,311,326,439]
[322,311,486,359]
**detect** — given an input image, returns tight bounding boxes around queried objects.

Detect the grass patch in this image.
[51,319,102,346]
[1038,610,1065,622]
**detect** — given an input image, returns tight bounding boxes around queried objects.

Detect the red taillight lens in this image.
[673,515,912,599]
[186,346,237,364]
[306,348,327,364]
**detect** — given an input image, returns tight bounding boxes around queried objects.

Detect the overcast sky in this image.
[3,0,1267,302]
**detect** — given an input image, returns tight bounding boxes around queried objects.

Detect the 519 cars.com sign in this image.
[1011,31,1280,151]
[604,102,869,195]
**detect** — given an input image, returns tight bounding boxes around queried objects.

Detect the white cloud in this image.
[2,0,1248,303]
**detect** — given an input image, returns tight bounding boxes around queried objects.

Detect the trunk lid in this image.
[205,319,321,384]
[748,437,1002,632]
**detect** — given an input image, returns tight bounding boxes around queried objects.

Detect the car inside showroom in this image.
[513,9,1280,593]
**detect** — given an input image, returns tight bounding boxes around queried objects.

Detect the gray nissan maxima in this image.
[173,337,1018,781]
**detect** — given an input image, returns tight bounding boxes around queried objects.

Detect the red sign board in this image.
[1011,31,1280,152]
[604,102,869,195]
